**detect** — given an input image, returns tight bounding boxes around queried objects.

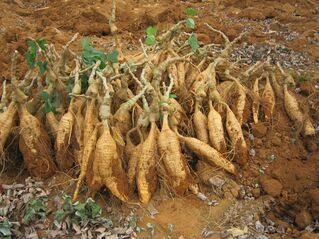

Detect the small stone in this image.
[271,136,282,146]
[255,138,263,146]
[252,188,261,198]
[252,123,268,138]
[295,210,313,229]
[258,148,268,160]
[260,176,283,197]
[256,236,268,239]
[249,148,256,157]
[305,141,317,152]
[255,221,265,233]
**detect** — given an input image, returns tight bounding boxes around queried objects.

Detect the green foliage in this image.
[26,40,37,69]
[82,38,118,69]
[23,198,46,225]
[120,60,137,73]
[185,7,197,17]
[146,222,156,237]
[80,74,89,93]
[25,39,47,72]
[167,224,174,239]
[54,194,102,224]
[185,18,195,29]
[66,81,74,94]
[188,33,199,53]
[36,39,47,51]
[41,91,59,113]
[0,219,12,239]
[106,49,119,64]
[146,26,158,36]
[169,93,177,99]
[37,61,48,75]
[296,73,314,82]
[145,26,158,46]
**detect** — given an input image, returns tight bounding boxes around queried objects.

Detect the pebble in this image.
[271,136,282,146]
[252,188,261,198]
[260,176,283,197]
[256,235,268,239]
[255,221,265,233]
[252,123,268,137]
[295,210,313,229]
[249,148,256,157]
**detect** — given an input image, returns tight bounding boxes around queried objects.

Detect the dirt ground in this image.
[1,0,319,238]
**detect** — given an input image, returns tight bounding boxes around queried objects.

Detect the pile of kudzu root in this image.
[0,3,316,204]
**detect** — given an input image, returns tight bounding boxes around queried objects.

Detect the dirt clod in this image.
[260,176,283,197]
[252,123,268,138]
[300,231,319,239]
[295,209,313,229]
[271,136,282,147]
[252,188,261,199]
[309,188,319,219]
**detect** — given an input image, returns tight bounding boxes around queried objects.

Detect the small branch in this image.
[242,61,262,78]
[88,60,101,84]
[58,33,79,75]
[0,80,8,111]
[69,93,91,99]
[128,67,143,88]
[139,39,154,69]
[24,76,38,95]
[205,23,230,45]
[11,51,18,86]
[71,59,81,95]
[165,74,174,99]
[158,20,187,43]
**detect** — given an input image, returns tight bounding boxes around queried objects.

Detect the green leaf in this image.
[29,198,45,211]
[100,218,113,229]
[167,224,174,235]
[106,49,119,64]
[185,7,197,16]
[54,209,66,223]
[0,220,12,236]
[41,91,49,101]
[0,227,11,237]
[146,223,156,237]
[74,202,88,222]
[82,37,107,69]
[146,26,158,36]
[80,74,89,93]
[145,35,156,46]
[188,33,199,53]
[26,52,36,69]
[27,40,37,54]
[23,198,46,224]
[185,18,195,29]
[85,198,101,218]
[37,61,48,75]
[135,226,146,233]
[41,91,53,113]
[169,93,177,99]
[23,208,36,224]
[66,82,74,94]
[26,40,38,69]
[36,39,47,51]
[51,91,60,110]
[62,193,73,211]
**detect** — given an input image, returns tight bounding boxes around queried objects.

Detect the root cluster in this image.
[0,4,316,204]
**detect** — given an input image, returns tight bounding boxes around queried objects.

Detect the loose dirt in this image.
[1,0,319,238]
